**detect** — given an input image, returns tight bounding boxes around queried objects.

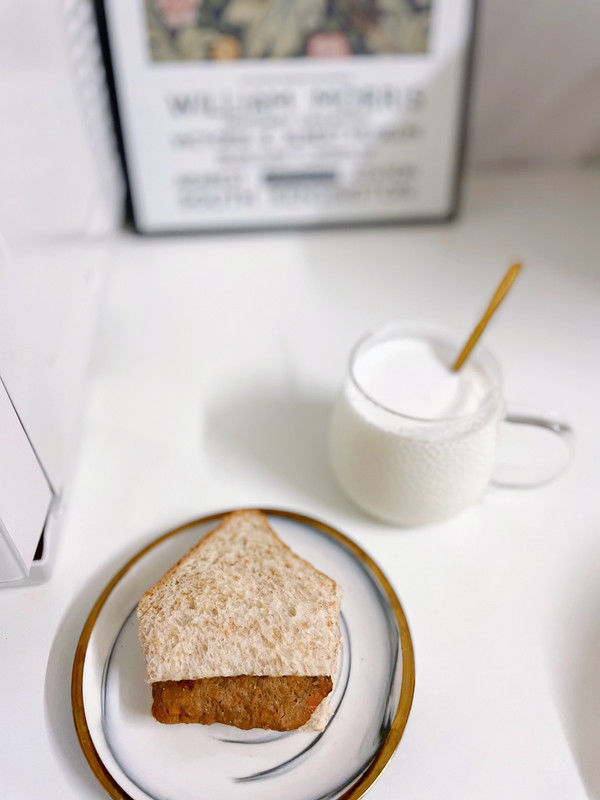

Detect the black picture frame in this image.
[94,0,478,235]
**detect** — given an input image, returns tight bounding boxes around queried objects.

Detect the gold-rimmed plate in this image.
[72,509,414,800]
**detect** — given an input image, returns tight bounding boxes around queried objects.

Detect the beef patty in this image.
[151,675,333,730]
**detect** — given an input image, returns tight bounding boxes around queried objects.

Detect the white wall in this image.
[469,0,600,165]
[0,0,598,238]
[0,0,122,239]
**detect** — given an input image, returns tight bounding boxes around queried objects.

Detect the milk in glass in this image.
[329,325,503,525]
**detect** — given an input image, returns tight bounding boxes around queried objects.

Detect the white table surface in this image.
[1,167,600,800]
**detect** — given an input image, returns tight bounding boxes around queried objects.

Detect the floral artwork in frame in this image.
[146,0,432,61]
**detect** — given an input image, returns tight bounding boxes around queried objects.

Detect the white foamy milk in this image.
[352,338,489,420]
[330,327,504,525]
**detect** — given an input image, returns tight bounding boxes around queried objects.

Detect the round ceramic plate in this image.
[72,509,414,800]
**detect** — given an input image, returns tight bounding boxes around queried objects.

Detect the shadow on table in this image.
[548,559,600,798]
[204,387,357,518]
[44,544,148,799]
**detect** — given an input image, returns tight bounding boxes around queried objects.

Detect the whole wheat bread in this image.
[137,510,342,730]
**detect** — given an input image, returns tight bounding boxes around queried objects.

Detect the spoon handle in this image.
[452,262,522,372]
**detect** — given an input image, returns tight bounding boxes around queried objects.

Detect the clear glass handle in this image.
[492,409,574,488]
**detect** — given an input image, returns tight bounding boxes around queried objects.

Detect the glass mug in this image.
[329,323,573,526]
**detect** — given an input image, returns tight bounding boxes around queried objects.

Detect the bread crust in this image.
[151,675,333,730]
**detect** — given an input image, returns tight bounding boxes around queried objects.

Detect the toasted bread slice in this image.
[137,510,342,730]
[151,675,333,730]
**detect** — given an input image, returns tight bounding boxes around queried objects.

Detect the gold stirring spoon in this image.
[452,262,522,372]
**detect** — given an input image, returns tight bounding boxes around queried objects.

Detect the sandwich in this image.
[137,509,342,731]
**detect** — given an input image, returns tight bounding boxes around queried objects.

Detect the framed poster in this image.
[96,0,476,233]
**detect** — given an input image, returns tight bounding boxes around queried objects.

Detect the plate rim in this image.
[71,508,415,800]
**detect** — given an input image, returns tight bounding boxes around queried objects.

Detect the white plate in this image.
[72,509,414,800]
